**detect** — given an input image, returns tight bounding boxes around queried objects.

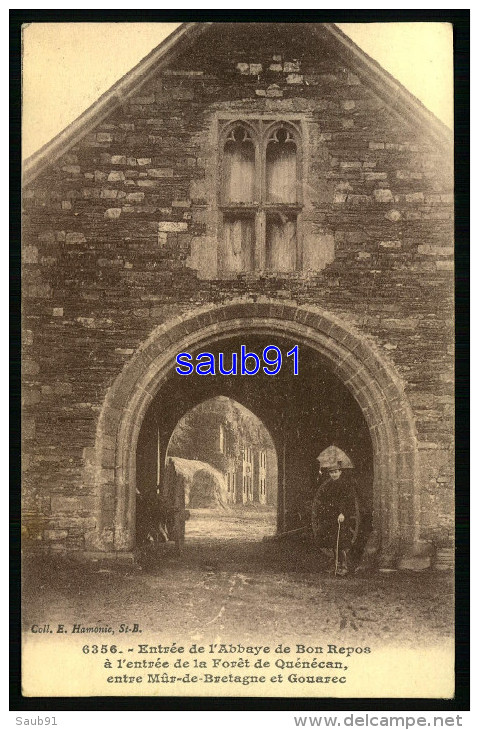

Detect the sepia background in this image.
[22,22,453,159]
[21,21,455,698]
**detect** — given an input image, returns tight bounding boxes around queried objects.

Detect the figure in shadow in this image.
[311,446,360,576]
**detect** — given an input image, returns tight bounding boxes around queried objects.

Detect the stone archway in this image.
[89,299,418,564]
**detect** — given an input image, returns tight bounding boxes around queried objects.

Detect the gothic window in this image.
[223,125,255,203]
[219,119,302,274]
[266,126,297,203]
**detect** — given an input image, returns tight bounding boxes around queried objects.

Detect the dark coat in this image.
[311,472,358,551]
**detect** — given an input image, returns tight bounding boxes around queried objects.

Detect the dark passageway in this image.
[136,334,373,559]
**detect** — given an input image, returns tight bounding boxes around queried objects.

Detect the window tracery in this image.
[218,119,303,274]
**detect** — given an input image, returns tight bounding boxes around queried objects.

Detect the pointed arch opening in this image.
[91,300,418,569]
[151,396,279,545]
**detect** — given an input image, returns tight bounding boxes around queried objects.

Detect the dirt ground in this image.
[185,505,278,541]
[22,507,454,649]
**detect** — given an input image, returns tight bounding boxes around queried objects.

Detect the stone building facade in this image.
[22,23,453,567]
[163,398,276,507]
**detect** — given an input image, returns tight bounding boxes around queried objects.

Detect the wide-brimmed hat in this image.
[316,445,354,470]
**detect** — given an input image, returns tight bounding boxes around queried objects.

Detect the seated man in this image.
[311,461,358,575]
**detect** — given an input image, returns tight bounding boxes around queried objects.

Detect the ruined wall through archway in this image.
[89,299,418,561]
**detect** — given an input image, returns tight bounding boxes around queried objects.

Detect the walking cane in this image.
[335,513,344,577]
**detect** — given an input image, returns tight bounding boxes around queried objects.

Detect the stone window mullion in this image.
[218,117,302,275]
[257,123,267,270]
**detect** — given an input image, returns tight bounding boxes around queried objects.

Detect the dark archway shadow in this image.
[135,334,373,569]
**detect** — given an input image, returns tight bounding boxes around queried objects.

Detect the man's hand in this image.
[338,513,345,523]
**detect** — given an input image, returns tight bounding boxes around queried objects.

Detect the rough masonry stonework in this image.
[22,23,453,565]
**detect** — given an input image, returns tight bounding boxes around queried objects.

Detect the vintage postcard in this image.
[20,19,456,699]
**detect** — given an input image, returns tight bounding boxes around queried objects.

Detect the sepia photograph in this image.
[18,16,459,701]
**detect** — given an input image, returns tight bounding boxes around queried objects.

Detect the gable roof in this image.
[318,24,452,142]
[23,22,452,185]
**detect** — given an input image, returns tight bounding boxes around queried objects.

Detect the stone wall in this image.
[22,23,454,555]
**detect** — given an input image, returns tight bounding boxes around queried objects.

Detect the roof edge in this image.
[319,23,452,145]
[23,21,452,186]
[23,22,211,186]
